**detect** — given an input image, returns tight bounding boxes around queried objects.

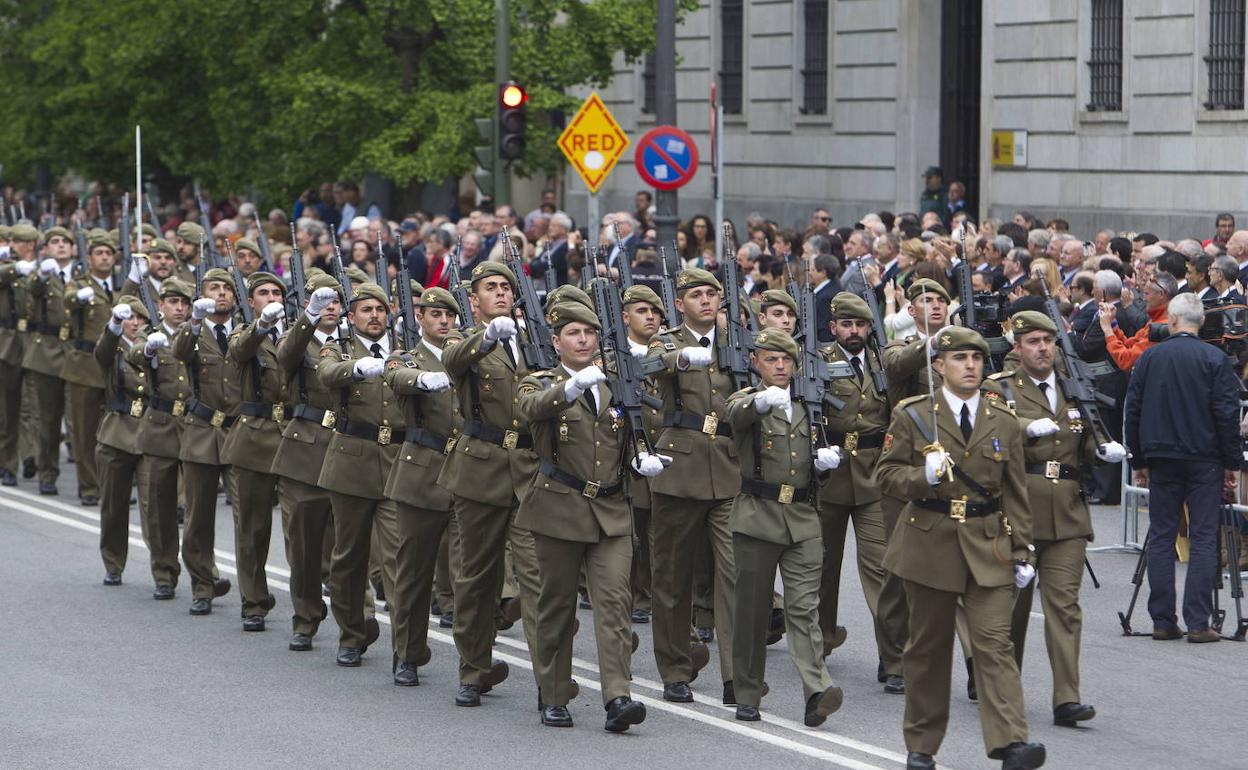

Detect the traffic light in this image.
[498,80,527,162]
[473,117,494,197]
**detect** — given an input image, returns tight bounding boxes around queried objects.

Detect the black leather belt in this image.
[462,419,532,449]
[0,318,12,329]
[147,396,187,416]
[186,397,236,429]
[107,395,144,416]
[72,340,96,352]
[238,401,294,422]
[826,429,885,452]
[538,461,622,499]
[292,403,337,428]
[404,426,454,455]
[740,478,810,504]
[337,419,400,446]
[663,411,733,437]
[914,497,1000,520]
[1025,462,1079,481]
[32,322,59,335]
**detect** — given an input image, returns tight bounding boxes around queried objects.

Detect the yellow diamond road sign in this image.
[558,92,629,194]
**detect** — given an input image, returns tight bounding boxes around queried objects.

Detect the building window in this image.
[642,52,656,114]
[1205,0,1246,110]
[720,0,744,114]
[1087,0,1123,111]
[800,0,829,115]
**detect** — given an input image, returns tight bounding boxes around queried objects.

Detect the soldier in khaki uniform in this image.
[516,300,658,732]
[172,222,207,286]
[120,238,179,299]
[0,225,41,488]
[818,293,896,688]
[725,329,844,727]
[877,326,1045,770]
[94,295,150,584]
[439,262,543,707]
[988,311,1119,729]
[646,268,736,704]
[381,287,462,685]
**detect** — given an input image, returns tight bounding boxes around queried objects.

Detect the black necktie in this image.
[1037,381,1052,412]
[960,403,973,442]
[370,342,383,359]
[214,323,228,354]
[103,281,114,304]
[584,387,597,416]
[699,336,710,347]
[269,327,279,344]
[851,356,864,385]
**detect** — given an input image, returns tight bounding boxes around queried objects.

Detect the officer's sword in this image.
[921,298,954,482]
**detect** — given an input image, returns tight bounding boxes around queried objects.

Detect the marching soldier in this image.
[877,326,1045,770]
[818,293,895,687]
[381,287,463,685]
[121,238,179,298]
[725,328,844,726]
[1,225,40,489]
[516,300,660,731]
[989,311,1123,728]
[756,289,798,332]
[173,222,206,285]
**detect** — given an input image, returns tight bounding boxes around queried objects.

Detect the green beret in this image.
[932,325,989,357]
[0,225,11,239]
[417,287,461,316]
[1009,310,1056,336]
[749,296,763,318]
[391,278,425,298]
[546,301,600,331]
[344,265,370,285]
[176,221,205,242]
[116,294,150,321]
[546,284,593,311]
[148,238,176,257]
[141,223,160,239]
[759,289,797,316]
[753,328,800,362]
[304,272,342,299]
[675,267,722,293]
[469,261,518,293]
[41,226,71,245]
[246,271,284,295]
[621,285,664,316]
[906,278,951,303]
[305,266,328,281]
[87,232,116,251]
[351,282,389,308]
[829,291,871,321]
[10,224,39,242]
[159,277,193,300]
[201,268,234,287]
[235,238,261,256]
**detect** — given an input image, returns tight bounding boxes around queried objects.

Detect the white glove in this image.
[632,452,671,478]
[563,364,607,401]
[306,286,337,317]
[1096,441,1127,463]
[127,255,148,284]
[258,301,284,329]
[353,357,386,378]
[144,331,168,357]
[192,297,216,321]
[814,446,843,472]
[1014,563,1037,588]
[484,316,516,343]
[679,346,713,368]
[1026,418,1060,438]
[924,449,949,485]
[76,286,95,302]
[15,260,35,277]
[417,371,451,392]
[111,303,133,322]
[39,258,58,276]
[754,385,790,414]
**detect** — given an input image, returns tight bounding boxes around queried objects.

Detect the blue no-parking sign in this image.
[634,126,700,191]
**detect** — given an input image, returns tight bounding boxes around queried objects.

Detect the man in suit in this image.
[1184,254,1216,302]
[811,255,843,344]
[1210,255,1245,303]
[1000,248,1032,295]
[1068,272,1098,338]
[878,326,1045,770]
[840,230,873,296]
[605,213,638,278]
[1225,230,1248,288]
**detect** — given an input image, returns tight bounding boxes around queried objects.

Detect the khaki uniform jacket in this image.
[126,323,192,459]
[883,334,939,405]
[21,271,69,377]
[878,390,1032,593]
[382,341,460,511]
[62,276,115,389]
[94,327,145,455]
[726,387,821,545]
[172,258,199,287]
[172,319,241,466]
[270,316,340,486]
[985,370,1097,542]
[514,369,633,543]
[645,326,741,501]
[222,322,291,474]
[0,263,23,365]
[437,324,539,507]
[315,334,404,500]
[819,344,891,506]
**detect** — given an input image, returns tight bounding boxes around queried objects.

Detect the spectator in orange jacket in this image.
[1098,273,1179,372]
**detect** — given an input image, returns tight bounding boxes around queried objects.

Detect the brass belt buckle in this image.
[172,399,186,417]
[58,327,69,341]
[503,430,519,449]
[844,431,859,456]
[271,404,285,422]
[701,414,719,435]
[16,319,27,332]
[950,498,968,522]
[582,481,601,499]
[129,399,144,417]
[377,426,392,445]
[444,437,457,455]
[321,411,337,429]
[778,483,795,504]
[1044,460,1061,481]
[211,410,226,428]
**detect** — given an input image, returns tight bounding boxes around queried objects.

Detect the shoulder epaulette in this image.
[987,370,1014,381]
[896,393,928,408]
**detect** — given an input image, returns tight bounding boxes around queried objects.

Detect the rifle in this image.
[376,232,391,303]
[119,193,132,277]
[1040,283,1116,446]
[329,248,354,342]
[610,221,634,288]
[194,184,219,266]
[792,281,856,436]
[589,276,665,455]
[195,234,207,299]
[658,245,682,327]
[146,198,162,234]
[852,278,890,395]
[224,240,255,325]
[252,211,273,273]
[72,212,90,278]
[395,246,420,352]
[286,222,307,321]
[719,223,753,390]
[445,236,474,331]
[500,225,557,370]
[134,258,161,330]
[94,195,106,229]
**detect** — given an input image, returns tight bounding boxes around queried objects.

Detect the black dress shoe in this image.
[766,608,786,645]
[722,680,736,705]
[1053,702,1096,727]
[189,598,212,615]
[696,625,714,643]
[804,686,844,727]
[22,456,35,479]
[393,660,420,686]
[631,608,651,623]
[152,585,175,600]
[289,633,312,651]
[102,573,122,586]
[604,696,646,732]
[480,659,510,694]
[38,481,58,495]
[80,495,99,506]
[884,674,906,694]
[456,683,482,707]
[877,661,887,683]
[735,704,760,721]
[213,578,231,598]
[663,681,693,703]
[541,705,574,727]
[430,600,442,616]
[0,469,16,486]
[906,751,936,770]
[336,647,362,667]
[439,611,454,628]
[998,741,1046,770]
[242,615,265,632]
[363,616,380,652]
[578,592,593,610]
[966,658,978,701]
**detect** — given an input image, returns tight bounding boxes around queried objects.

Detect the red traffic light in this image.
[500,82,527,108]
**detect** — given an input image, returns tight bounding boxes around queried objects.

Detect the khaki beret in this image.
[305,266,328,281]
[829,291,871,321]
[246,271,284,294]
[932,325,988,357]
[141,223,160,239]
[906,278,951,303]
[676,267,722,293]
[176,221,205,242]
[344,265,370,285]
[87,232,116,251]
[148,238,176,257]
[753,328,800,362]
[304,272,343,300]
[235,238,261,256]
[350,282,389,308]
[759,288,797,316]
[391,278,425,298]
[10,224,39,242]
[1010,310,1057,336]
[546,300,600,331]
[0,225,11,239]
[41,226,72,245]
[546,284,593,311]
[108,228,120,244]
[159,277,194,301]
[469,261,518,293]
[622,285,664,316]
[417,287,461,315]
[117,293,150,321]
[201,268,234,288]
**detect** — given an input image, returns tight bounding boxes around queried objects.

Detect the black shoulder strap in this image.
[905,403,995,501]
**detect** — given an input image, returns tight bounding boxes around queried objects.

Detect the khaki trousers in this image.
[818,500,896,671]
[28,371,64,484]
[0,361,23,472]
[137,454,181,588]
[433,511,461,614]
[278,476,332,636]
[392,502,450,666]
[232,466,279,618]
[97,442,139,575]
[327,491,398,649]
[877,496,910,672]
[66,383,104,497]
[1010,537,1086,708]
[182,460,230,600]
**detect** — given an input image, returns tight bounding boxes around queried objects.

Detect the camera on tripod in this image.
[1147,296,1248,355]
[967,291,1008,338]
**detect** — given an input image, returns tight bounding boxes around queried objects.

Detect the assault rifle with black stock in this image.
[224,240,255,325]
[610,221,635,288]
[286,222,307,321]
[194,234,207,299]
[72,212,90,278]
[852,276,890,394]
[446,236,473,331]
[253,211,273,273]
[1041,282,1115,445]
[589,276,666,456]
[119,193,133,277]
[194,186,220,266]
[94,196,107,229]
[501,225,556,370]
[792,282,856,440]
[376,232,391,303]
[720,223,753,391]
[328,235,355,343]
[134,255,161,330]
[395,247,419,352]
[658,245,682,328]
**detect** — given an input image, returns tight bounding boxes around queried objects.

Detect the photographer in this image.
[1097,273,1178,372]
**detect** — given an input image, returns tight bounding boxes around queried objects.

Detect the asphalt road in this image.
[1,454,1245,769]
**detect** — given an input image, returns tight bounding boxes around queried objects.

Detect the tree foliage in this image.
[0,0,667,203]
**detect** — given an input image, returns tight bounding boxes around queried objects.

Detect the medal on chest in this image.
[1067,407,1084,433]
